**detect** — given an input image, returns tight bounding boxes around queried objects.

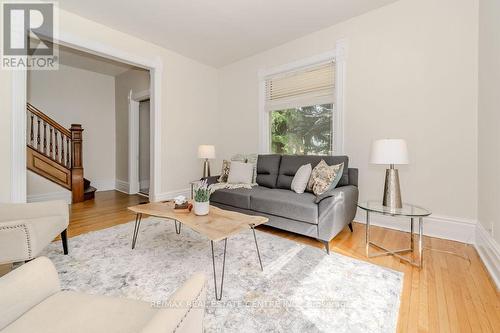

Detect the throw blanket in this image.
[209,182,257,191]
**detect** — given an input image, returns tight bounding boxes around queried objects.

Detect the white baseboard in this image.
[154,188,190,202]
[354,209,476,244]
[27,191,71,204]
[91,179,116,192]
[115,179,130,194]
[475,222,500,290]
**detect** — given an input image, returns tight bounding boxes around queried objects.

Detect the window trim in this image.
[258,39,347,155]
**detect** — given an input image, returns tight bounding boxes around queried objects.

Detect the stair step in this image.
[84,185,96,201]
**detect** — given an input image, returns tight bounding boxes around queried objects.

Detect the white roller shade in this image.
[265,61,335,111]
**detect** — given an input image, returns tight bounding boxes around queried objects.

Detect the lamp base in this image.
[383,167,402,208]
[202,159,211,178]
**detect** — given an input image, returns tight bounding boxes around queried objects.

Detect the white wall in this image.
[478,0,500,244]
[27,64,116,197]
[0,8,220,202]
[218,0,478,224]
[114,68,150,184]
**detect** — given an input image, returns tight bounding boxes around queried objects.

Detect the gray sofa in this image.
[207,154,359,254]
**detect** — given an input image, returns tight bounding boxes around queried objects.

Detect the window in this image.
[270,104,333,155]
[264,61,336,155]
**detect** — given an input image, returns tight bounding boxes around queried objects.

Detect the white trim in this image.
[11,69,27,203]
[132,89,150,101]
[155,188,191,202]
[354,209,477,244]
[257,42,347,154]
[260,50,336,78]
[27,191,71,204]
[257,77,268,153]
[11,31,163,202]
[91,179,116,192]
[475,222,500,289]
[128,89,151,196]
[115,179,130,194]
[150,65,162,202]
[128,90,140,195]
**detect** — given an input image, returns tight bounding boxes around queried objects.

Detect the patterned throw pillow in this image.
[307,160,344,196]
[217,160,231,182]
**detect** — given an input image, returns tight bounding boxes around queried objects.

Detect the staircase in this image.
[26,103,96,203]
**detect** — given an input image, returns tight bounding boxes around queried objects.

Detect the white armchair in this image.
[0,257,207,333]
[0,200,69,265]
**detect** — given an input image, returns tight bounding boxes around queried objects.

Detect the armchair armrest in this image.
[0,200,69,223]
[141,273,207,333]
[0,257,60,330]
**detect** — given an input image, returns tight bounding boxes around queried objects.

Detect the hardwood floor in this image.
[9,191,500,332]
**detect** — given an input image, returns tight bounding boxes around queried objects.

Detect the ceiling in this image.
[58,45,141,76]
[58,0,399,67]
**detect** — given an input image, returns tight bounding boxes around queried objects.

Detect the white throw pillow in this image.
[227,161,254,184]
[291,164,312,194]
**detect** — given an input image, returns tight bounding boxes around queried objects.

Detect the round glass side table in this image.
[357,201,431,268]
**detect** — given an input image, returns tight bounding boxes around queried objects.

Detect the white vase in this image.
[194,201,209,216]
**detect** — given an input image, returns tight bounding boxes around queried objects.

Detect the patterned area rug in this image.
[42,218,403,332]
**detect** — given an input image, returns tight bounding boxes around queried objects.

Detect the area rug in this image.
[42,217,403,332]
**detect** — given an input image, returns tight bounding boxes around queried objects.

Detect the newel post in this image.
[70,124,84,203]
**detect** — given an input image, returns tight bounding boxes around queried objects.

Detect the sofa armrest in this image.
[0,257,60,330]
[141,273,207,333]
[317,185,359,241]
[348,168,358,187]
[0,201,69,223]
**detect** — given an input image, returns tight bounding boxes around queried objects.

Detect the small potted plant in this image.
[193,179,212,216]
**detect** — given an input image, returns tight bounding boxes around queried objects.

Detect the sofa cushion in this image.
[1,291,156,333]
[250,189,318,224]
[210,187,269,210]
[256,154,282,188]
[276,155,349,190]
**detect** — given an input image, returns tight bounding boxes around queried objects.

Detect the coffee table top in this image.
[128,202,268,241]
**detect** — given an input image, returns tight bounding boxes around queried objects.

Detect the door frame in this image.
[128,89,150,196]
[11,31,164,202]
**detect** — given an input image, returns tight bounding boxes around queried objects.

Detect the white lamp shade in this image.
[370,139,409,165]
[198,145,215,159]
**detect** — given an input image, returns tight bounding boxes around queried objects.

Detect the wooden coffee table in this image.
[128,202,268,300]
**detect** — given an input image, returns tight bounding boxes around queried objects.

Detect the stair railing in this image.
[26,103,85,203]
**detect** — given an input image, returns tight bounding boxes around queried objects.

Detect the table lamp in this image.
[198,145,215,178]
[370,139,409,208]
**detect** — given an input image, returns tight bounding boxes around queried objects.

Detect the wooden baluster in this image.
[61,132,65,165]
[30,114,34,146]
[49,127,53,159]
[54,129,59,162]
[43,122,47,155]
[70,124,84,203]
[66,137,70,167]
[37,118,41,151]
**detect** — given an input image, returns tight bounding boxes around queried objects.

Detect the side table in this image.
[357,201,431,268]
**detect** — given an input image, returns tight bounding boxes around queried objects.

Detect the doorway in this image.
[11,34,163,203]
[138,99,150,195]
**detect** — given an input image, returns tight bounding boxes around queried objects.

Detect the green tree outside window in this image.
[270,104,333,155]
